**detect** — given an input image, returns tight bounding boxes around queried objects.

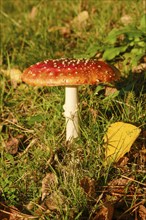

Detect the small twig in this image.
[121,175,146,187]
[4,119,34,133]
[117,199,145,220]
[89,190,105,219]
[19,139,37,157]
[108,192,144,198]
[0,208,38,219]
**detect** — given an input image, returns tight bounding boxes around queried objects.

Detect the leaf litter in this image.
[1,113,145,219]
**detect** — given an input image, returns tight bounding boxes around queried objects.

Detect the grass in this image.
[0,0,146,219]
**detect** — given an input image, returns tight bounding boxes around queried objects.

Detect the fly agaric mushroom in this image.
[22,58,120,141]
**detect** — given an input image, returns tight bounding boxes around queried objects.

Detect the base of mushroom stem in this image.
[63,86,79,141]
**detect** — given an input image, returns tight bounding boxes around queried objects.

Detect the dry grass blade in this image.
[1,0,145,219]
[121,175,146,187]
[117,200,146,220]
[0,203,38,219]
[4,119,34,133]
[18,139,37,157]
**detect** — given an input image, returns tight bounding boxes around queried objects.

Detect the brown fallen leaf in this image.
[0,205,21,220]
[107,177,131,199]
[92,202,114,220]
[140,148,146,164]
[116,156,129,168]
[5,135,24,155]
[44,190,66,211]
[0,202,36,220]
[80,176,96,198]
[105,86,118,97]
[5,137,19,155]
[132,63,146,73]
[35,191,67,218]
[139,205,146,220]
[41,173,58,201]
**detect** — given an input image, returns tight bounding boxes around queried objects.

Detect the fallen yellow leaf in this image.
[103,122,141,165]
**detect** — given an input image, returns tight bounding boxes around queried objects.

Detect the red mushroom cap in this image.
[22,58,120,86]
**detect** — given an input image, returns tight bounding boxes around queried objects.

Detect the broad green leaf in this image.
[103,45,128,60]
[27,114,44,126]
[106,26,143,44]
[131,47,145,55]
[103,122,141,165]
[123,48,145,67]
[139,14,146,31]
[85,44,101,57]
[94,85,105,95]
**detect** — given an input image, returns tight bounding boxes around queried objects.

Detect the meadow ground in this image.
[0,0,146,219]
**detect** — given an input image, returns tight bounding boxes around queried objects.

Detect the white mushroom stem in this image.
[63,86,79,141]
